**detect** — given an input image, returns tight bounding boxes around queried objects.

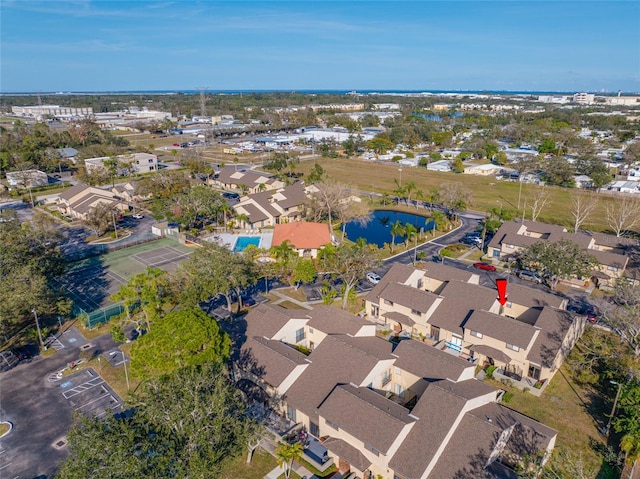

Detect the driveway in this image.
[0,328,120,478]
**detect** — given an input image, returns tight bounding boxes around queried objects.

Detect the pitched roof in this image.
[364,263,415,303]
[422,262,477,283]
[323,437,372,472]
[392,339,474,382]
[217,166,275,187]
[428,281,497,335]
[304,305,372,336]
[464,310,537,350]
[389,381,469,479]
[528,307,577,367]
[272,222,331,250]
[377,282,441,314]
[283,335,392,423]
[240,337,308,388]
[318,384,415,453]
[245,304,301,339]
[504,283,565,309]
[58,183,92,201]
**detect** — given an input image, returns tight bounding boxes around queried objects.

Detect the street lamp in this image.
[605,380,623,436]
[111,350,130,391]
[32,308,46,351]
[398,168,403,188]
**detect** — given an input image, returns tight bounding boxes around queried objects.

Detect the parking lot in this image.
[0,329,121,478]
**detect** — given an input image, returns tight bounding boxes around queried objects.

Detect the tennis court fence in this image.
[73,302,125,329]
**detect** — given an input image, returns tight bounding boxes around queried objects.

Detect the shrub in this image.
[502,391,514,403]
[486,365,497,378]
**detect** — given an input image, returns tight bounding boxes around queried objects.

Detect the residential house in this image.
[364,262,582,390]
[238,302,557,479]
[56,147,79,164]
[56,183,128,220]
[233,183,309,229]
[272,222,332,258]
[85,153,158,176]
[6,169,49,189]
[487,220,634,288]
[215,166,285,193]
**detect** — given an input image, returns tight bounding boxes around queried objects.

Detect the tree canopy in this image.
[57,362,254,479]
[129,307,231,379]
[516,239,598,288]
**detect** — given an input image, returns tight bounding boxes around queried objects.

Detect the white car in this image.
[132,213,144,219]
[366,272,381,285]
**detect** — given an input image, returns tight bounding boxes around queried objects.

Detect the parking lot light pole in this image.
[33,308,46,351]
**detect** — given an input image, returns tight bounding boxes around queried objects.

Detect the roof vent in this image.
[487,417,493,423]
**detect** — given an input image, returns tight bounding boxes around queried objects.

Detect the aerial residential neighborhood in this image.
[1,2,640,479]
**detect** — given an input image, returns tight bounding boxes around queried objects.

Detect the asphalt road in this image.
[0,327,120,479]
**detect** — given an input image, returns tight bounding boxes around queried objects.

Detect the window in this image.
[608,266,618,272]
[470,330,483,338]
[395,367,402,376]
[417,279,423,289]
[364,443,380,456]
[506,343,520,352]
[506,301,512,308]
[287,406,297,422]
[411,309,422,316]
[308,327,314,334]
[394,384,406,399]
[326,419,339,431]
[384,299,394,306]
[493,249,501,258]
[295,328,306,343]
[382,370,392,386]
[310,422,319,438]
[148,159,154,163]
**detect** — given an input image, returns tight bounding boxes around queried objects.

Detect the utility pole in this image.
[605,380,624,436]
[33,309,46,350]
[197,86,209,117]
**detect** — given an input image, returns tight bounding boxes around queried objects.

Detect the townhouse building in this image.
[487,220,636,289]
[215,166,285,193]
[363,263,584,391]
[233,183,309,229]
[238,302,557,479]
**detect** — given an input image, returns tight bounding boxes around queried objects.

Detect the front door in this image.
[430,326,440,341]
[528,365,541,380]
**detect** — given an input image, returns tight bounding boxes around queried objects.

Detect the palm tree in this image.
[271,240,296,263]
[404,223,417,249]
[380,192,391,206]
[390,220,405,253]
[404,180,417,205]
[275,441,304,479]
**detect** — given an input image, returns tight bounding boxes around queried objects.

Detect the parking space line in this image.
[62,378,105,399]
[75,390,112,411]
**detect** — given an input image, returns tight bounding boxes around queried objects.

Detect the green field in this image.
[297,157,627,234]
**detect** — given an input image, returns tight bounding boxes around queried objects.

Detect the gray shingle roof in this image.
[377,282,441,313]
[318,384,415,453]
[305,305,370,336]
[392,339,473,382]
[464,310,537,350]
[323,437,372,472]
[240,337,308,388]
[528,307,577,367]
[428,281,497,335]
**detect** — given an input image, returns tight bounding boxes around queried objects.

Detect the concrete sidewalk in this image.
[270,290,313,310]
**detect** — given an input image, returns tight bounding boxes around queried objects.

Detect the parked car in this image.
[241,295,257,307]
[473,262,496,272]
[461,236,482,246]
[366,272,382,284]
[517,270,542,284]
[13,344,36,361]
[132,213,144,219]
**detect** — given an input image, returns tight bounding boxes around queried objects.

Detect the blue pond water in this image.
[233,236,261,253]
[345,210,435,248]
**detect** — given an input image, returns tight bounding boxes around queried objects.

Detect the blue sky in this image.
[1,1,638,92]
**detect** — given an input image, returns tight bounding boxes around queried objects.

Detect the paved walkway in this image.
[270,290,313,310]
[260,437,315,479]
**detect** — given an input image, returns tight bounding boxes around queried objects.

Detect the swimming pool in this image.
[233,236,261,253]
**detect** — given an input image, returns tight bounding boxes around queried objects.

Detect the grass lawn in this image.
[488,364,615,476]
[219,450,278,479]
[298,157,621,233]
[278,287,308,303]
[277,300,308,310]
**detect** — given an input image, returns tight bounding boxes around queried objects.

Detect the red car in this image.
[473,262,496,272]
[172,143,180,147]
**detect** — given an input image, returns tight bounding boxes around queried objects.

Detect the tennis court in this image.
[131,246,193,272]
[58,238,195,315]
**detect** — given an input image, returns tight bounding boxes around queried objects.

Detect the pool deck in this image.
[204,232,273,251]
